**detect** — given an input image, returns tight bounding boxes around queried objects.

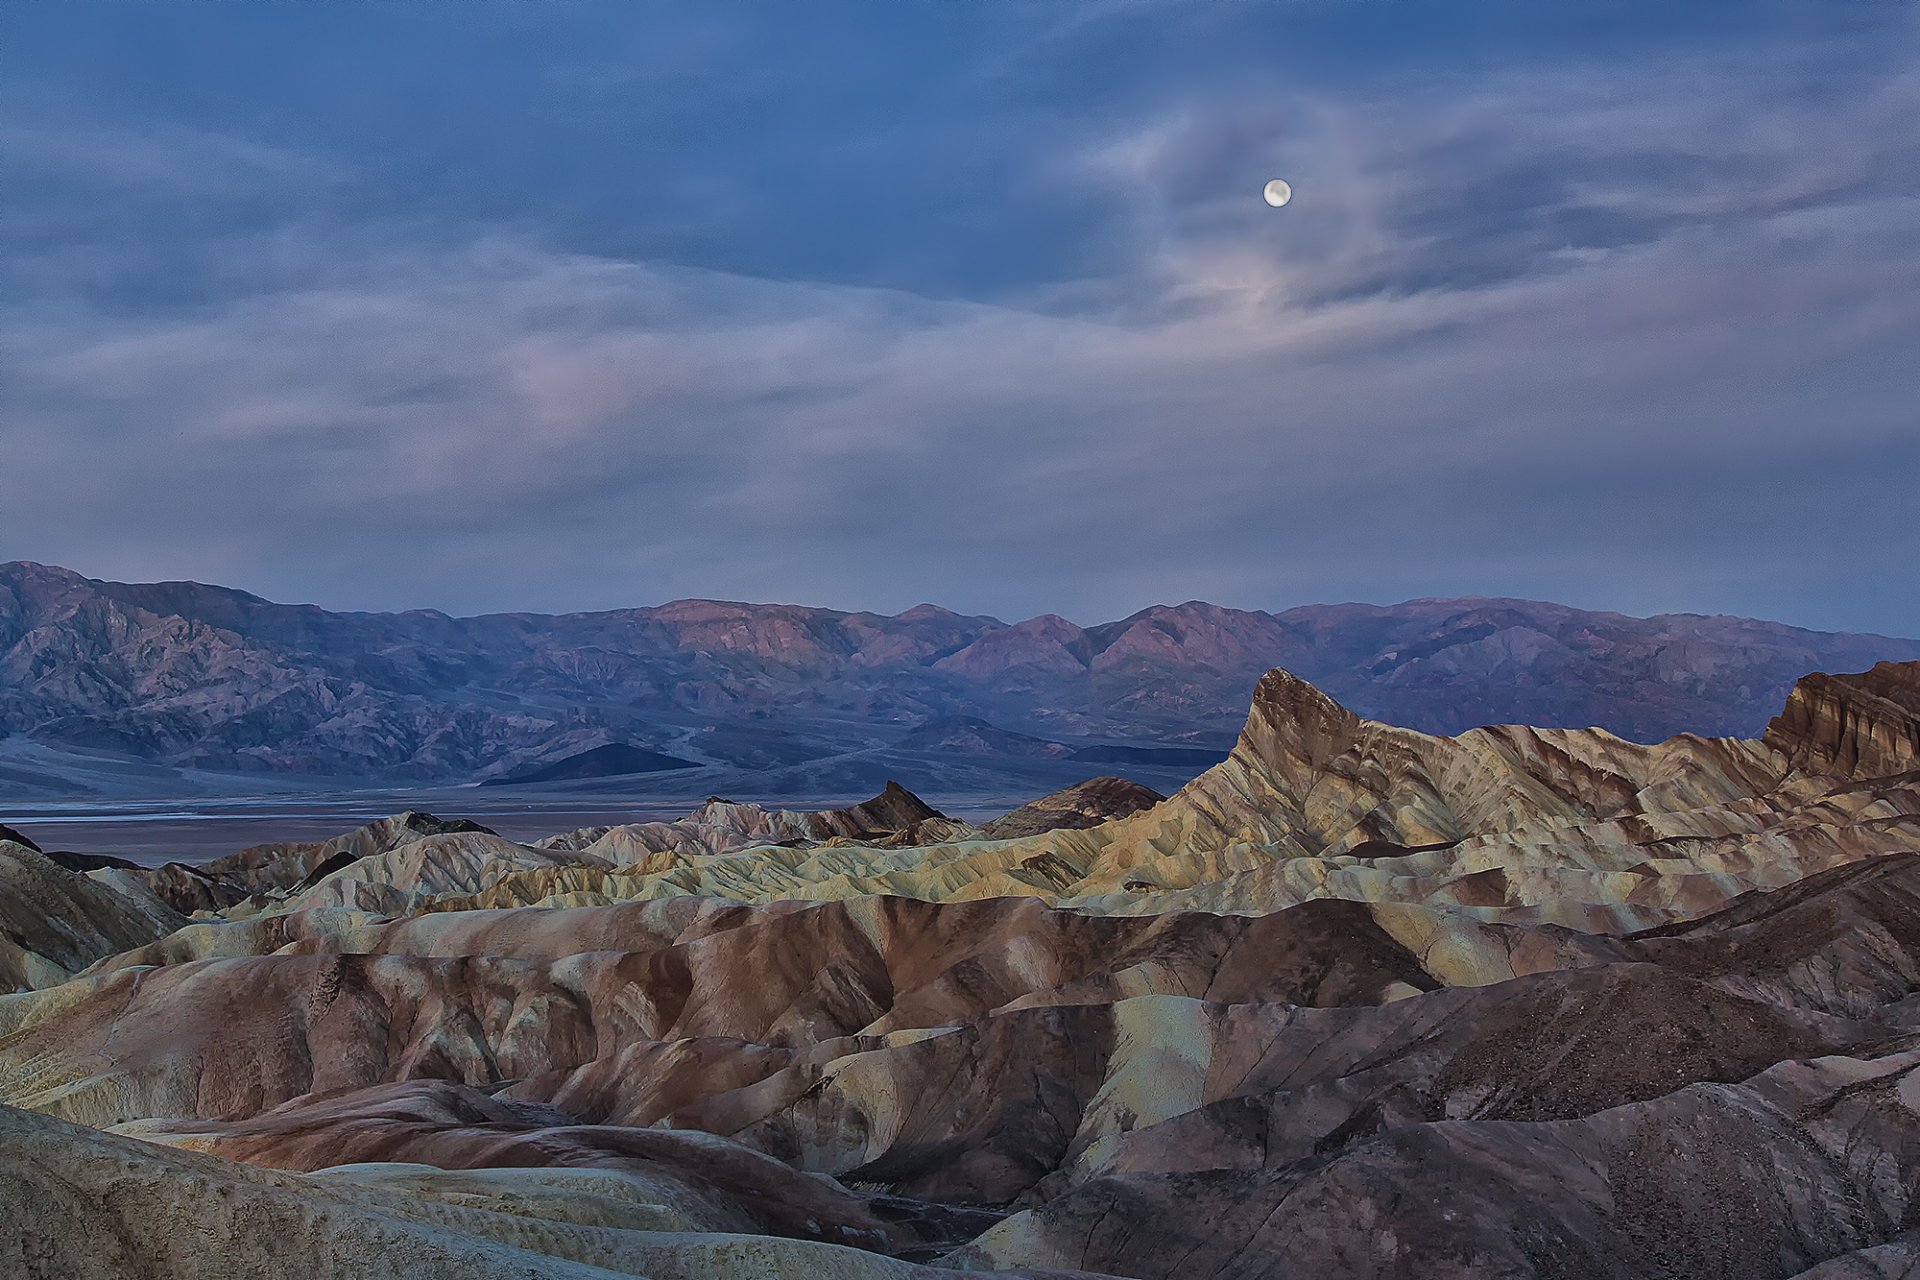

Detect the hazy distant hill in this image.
[3,559,1917,782]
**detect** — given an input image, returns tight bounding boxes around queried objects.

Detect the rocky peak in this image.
[1234,667,1366,774]
[1765,660,1920,779]
[837,780,946,830]
[0,823,43,853]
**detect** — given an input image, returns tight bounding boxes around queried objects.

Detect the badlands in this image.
[5,659,1920,1278]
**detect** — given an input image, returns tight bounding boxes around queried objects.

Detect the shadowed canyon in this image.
[6,654,1920,1277]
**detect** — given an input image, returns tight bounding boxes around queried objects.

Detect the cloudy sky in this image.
[4,1,1917,634]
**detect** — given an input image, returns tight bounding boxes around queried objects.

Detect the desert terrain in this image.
[6,654,1920,1277]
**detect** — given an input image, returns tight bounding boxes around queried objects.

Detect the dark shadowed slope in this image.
[482,742,701,785]
[981,777,1168,838]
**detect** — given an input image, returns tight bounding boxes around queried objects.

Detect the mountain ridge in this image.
[6,559,1919,782]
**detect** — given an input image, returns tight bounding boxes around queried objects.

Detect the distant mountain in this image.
[3,559,1918,781]
[897,715,1075,758]
[482,742,700,786]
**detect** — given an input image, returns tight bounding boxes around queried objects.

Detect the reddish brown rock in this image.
[1766,660,1920,778]
[981,778,1167,839]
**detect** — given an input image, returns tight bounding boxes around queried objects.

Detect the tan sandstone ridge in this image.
[211,661,1918,932]
[5,660,1920,1279]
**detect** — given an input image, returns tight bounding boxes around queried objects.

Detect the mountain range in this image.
[4,559,1918,787]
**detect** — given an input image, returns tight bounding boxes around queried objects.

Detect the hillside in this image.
[4,559,1917,781]
[5,660,1920,1278]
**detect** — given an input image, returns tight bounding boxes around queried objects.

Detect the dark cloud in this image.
[1,5,1916,635]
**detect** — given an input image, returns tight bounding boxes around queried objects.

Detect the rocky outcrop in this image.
[537,783,953,862]
[1766,660,1920,778]
[980,778,1166,838]
[203,810,499,894]
[0,839,183,990]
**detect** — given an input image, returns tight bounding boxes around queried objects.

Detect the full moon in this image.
[1262,178,1293,208]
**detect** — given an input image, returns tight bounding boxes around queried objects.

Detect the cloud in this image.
[2,16,1918,635]
[0,123,344,194]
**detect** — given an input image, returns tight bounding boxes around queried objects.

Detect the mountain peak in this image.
[1235,667,1366,773]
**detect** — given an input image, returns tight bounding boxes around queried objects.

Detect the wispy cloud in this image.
[0,122,345,193]
[2,14,1917,633]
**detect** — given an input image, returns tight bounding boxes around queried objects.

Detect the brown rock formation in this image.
[981,778,1167,839]
[205,810,499,893]
[1766,660,1920,778]
[8,662,1920,1278]
[0,1100,1098,1279]
[0,839,182,990]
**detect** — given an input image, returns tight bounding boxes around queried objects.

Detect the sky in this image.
[3,1,1917,634]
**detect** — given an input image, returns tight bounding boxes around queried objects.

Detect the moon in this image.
[1262,178,1293,208]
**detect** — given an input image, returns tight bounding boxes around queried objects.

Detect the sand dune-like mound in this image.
[0,839,183,991]
[1,1100,1100,1279]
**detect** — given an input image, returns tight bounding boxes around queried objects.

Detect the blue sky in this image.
[3,1,1918,634]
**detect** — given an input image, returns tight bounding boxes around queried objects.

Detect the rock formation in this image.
[0,1099,1092,1279]
[1766,659,1920,778]
[6,660,1920,1278]
[980,777,1167,838]
[201,664,1906,932]
[204,810,500,893]
[0,838,183,990]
